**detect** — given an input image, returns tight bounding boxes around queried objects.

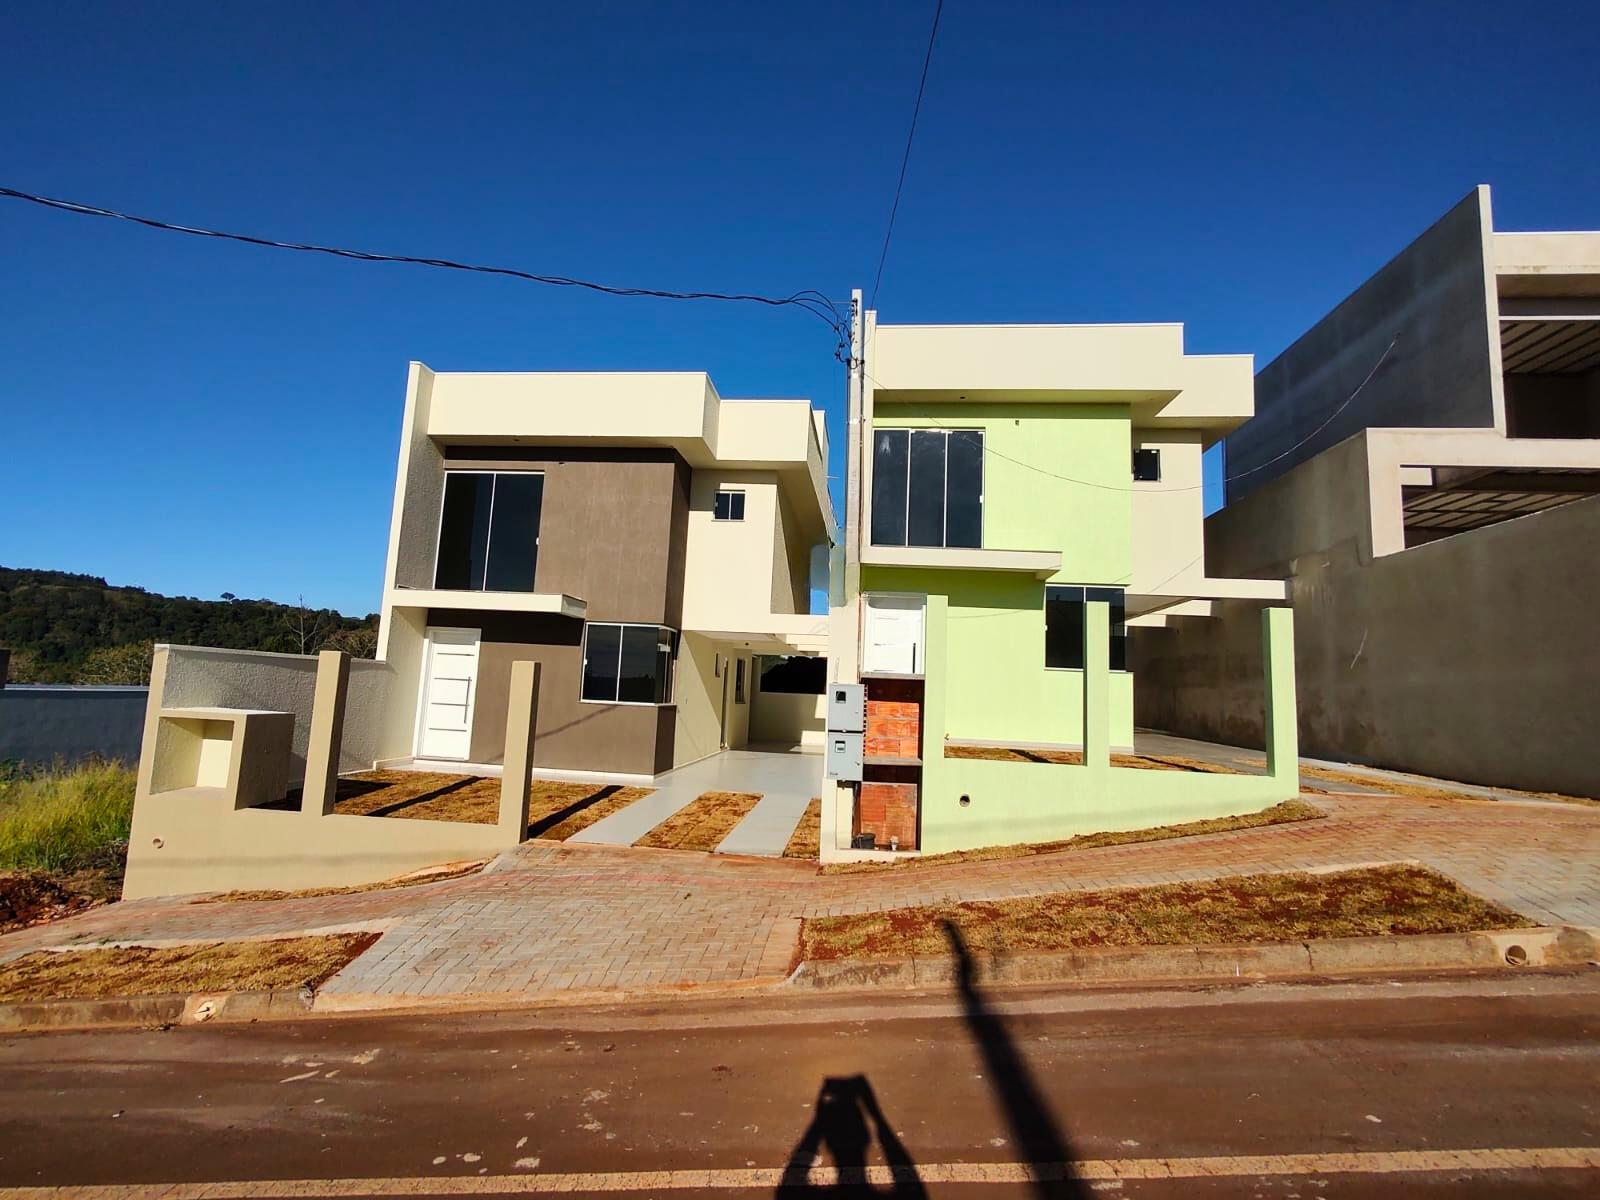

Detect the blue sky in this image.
[3,1,1597,616]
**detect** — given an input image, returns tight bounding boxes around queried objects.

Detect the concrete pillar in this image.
[1262,606,1299,782]
[302,650,351,817]
[1082,601,1111,769]
[132,646,171,802]
[498,660,541,842]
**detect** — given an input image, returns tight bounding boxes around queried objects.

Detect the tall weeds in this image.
[0,761,136,873]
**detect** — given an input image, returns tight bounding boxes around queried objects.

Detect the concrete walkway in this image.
[569,746,818,855]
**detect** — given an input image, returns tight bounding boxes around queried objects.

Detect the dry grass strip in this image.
[329,770,500,821]
[800,865,1530,962]
[327,771,655,837]
[1298,763,1598,807]
[635,791,763,851]
[531,783,655,840]
[194,861,488,904]
[783,798,822,859]
[0,932,380,1002]
[824,799,1325,874]
[944,744,1242,773]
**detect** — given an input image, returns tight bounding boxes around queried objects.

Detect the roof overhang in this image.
[1125,577,1286,620]
[862,545,1063,578]
[687,613,828,656]
[417,368,835,546]
[384,588,587,620]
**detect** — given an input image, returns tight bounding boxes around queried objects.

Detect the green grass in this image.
[0,761,137,873]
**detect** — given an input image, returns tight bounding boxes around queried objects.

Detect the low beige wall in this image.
[1134,494,1600,796]
[124,793,514,899]
[124,647,529,899]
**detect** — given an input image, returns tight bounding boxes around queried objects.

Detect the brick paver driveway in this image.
[3,791,1596,1007]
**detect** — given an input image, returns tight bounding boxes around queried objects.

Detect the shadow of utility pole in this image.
[777,1074,927,1197]
[944,919,1092,1199]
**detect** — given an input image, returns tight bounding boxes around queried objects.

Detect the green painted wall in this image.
[860,564,1134,748]
[873,401,1132,585]
[914,598,1299,855]
[866,402,1137,749]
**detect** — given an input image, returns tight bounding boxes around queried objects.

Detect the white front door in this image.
[417,627,481,761]
[862,594,925,675]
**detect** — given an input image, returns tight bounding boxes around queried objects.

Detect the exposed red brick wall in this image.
[865,698,921,761]
[857,781,918,851]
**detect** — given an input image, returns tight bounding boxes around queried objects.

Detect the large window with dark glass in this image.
[870,428,983,548]
[434,471,544,592]
[581,623,676,705]
[1044,586,1128,671]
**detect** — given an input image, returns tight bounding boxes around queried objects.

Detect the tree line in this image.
[0,567,378,685]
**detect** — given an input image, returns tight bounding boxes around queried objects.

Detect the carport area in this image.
[569,745,820,856]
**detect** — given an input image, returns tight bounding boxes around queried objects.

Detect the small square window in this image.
[1132,448,1161,482]
[713,489,746,521]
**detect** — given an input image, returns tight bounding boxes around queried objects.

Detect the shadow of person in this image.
[777,1074,926,1197]
[944,919,1091,1199]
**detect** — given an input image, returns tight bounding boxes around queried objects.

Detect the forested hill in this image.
[0,567,378,684]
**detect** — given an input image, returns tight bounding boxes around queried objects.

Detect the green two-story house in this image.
[823,313,1299,858]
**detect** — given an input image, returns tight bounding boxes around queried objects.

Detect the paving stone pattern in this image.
[3,792,1596,1005]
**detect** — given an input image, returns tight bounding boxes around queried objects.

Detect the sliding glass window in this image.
[1044,586,1128,671]
[870,428,983,548]
[581,623,676,705]
[434,471,544,592]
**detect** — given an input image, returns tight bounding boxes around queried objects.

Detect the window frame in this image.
[870,426,985,550]
[734,656,748,704]
[579,622,678,706]
[712,488,747,522]
[1132,447,1162,483]
[1043,585,1129,673]
[432,469,546,593]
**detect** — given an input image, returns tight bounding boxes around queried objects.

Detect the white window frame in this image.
[579,622,678,706]
[713,488,746,522]
[432,468,545,592]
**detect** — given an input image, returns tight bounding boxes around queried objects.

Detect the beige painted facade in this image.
[125,364,834,897]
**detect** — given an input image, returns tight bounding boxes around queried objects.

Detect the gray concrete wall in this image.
[1133,493,1600,796]
[1206,431,1377,579]
[0,687,148,766]
[1227,188,1500,503]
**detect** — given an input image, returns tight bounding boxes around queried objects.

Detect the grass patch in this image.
[635,791,762,851]
[0,761,135,873]
[0,762,136,931]
[193,860,488,903]
[800,865,1530,962]
[328,771,654,838]
[823,799,1325,874]
[944,744,1243,773]
[528,782,655,840]
[0,932,379,1003]
[783,798,822,859]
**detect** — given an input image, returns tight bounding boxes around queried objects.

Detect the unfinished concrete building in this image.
[1133,185,1600,796]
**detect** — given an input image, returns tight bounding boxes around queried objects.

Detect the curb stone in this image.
[783,926,1600,992]
[0,986,313,1034]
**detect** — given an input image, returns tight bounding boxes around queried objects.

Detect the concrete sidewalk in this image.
[571,746,817,855]
[4,786,1597,1012]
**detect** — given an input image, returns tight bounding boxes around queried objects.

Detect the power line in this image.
[0,184,850,346]
[861,335,1398,496]
[869,0,945,310]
